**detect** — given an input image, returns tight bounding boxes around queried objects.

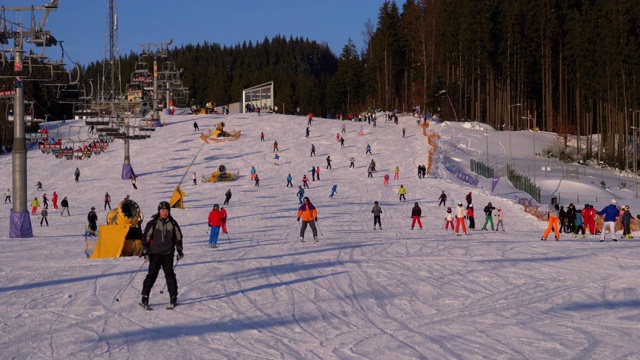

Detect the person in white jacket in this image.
[455,202,467,235]
[495,207,505,231]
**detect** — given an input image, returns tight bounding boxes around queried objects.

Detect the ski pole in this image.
[225,232,231,245]
[115,260,147,302]
[160,256,180,294]
[315,220,324,236]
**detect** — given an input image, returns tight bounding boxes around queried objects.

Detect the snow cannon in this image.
[90,199,144,259]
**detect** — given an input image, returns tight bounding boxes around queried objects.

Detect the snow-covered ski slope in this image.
[0,112,638,359]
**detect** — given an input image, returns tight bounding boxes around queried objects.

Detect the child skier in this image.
[622,205,633,239]
[495,207,505,231]
[574,209,585,238]
[466,204,475,230]
[444,207,454,230]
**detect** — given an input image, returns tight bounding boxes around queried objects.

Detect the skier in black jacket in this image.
[140,201,184,309]
[87,207,98,233]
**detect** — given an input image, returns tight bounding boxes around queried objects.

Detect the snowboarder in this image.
[40,204,49,226]
[372,201,383,230]
[223,189,232,205]
[329,184,337,198]
[286,174,293,188]
[60,196,70,216]
[87,207,98,234]
[208,204,223,248]
[398,185,407,202]
[4,188,10,204]
[297,197,318,242]
[104,192,111,210]
[597,199,620,242]
[438,191,447,207]
[31,197,39,214]
[140,201,184,309]
[74,168,80,182]
[411,202,423,230]
[481,202,496,231]
[541,197,560,241]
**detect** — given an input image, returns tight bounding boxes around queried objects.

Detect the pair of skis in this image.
[139,302,175,310]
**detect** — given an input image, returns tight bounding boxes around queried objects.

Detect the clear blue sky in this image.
[2,0,388,66]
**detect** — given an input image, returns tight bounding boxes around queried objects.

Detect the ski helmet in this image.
[458,202,463,206]
[303,197,310,202]
[158,201,171,211]
[213,203,219,208]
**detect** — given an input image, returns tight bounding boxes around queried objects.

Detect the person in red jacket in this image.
[297,197,318,242]
[220,206,228,234]
[207,204,223,248]
[466,204,475,230]
[52,191,59,210]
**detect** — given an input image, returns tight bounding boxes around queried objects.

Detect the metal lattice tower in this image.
[101,0,122,102]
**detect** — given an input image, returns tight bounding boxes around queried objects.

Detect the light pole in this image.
[438,90,459,121]
[632,126,640,198]
[508,103,521,167]
[485,123,490,165]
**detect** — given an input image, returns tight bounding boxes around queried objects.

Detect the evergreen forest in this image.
[3,0,640,169]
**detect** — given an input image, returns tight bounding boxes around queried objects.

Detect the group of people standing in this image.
[542,198,634,241]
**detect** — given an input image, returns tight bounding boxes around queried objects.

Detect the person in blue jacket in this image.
[329,184,337,198]
[597,199,620,242]
[286,174,293,187]
[296,186,305,204]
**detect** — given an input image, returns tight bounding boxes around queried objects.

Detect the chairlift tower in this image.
[140,40,172,122]
[0,1,59,238]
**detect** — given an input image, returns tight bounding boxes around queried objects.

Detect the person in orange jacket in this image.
[297,197,318,242]
[207,204,223,248]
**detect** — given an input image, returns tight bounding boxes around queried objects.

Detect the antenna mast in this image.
[101,0,121,103]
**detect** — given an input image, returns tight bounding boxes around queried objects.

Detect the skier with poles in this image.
[297,197,318,242]
[207,204,223,248]
[140,201,184,309]
[411,202,423,230]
